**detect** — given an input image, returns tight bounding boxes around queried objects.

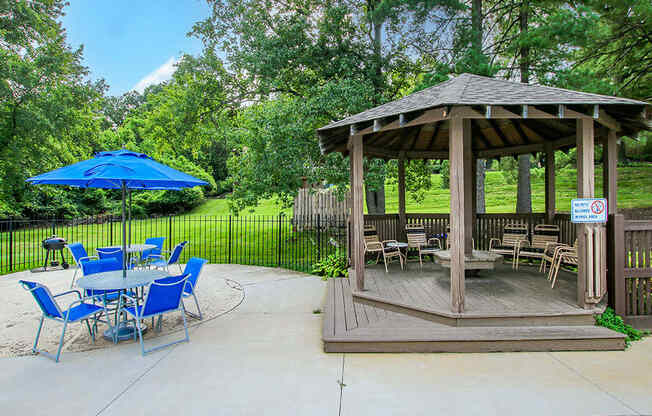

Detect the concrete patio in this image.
[1,265,651,415]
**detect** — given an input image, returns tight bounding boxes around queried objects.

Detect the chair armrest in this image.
[78,255,99,264]
[54,289,82,300]
[365,241,383,251]
[146,254,166,260]
[426,238,442,249]
[382,240,399,246]
[489,238,501,249]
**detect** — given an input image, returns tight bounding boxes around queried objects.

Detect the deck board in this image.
[323,263,625,353]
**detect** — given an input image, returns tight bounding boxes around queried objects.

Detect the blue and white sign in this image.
[571,198,608,223]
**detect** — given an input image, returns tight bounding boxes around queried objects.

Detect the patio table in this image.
[76,269,169,341]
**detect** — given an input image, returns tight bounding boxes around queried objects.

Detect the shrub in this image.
[311,251,349,279]
[595,307,648,347]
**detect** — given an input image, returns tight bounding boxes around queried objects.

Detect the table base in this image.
[103,321,148,342]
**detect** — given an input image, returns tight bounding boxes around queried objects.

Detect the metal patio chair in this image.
[489,223,529,268]
[514,224,560,270]
[117,274,191,356]
[363,225,383,264]
[19,280,107,362]
[67,242,99,288]
[138,237,166,267]
[381,240,405,273]
[549,244,579,288]
[81,257,123,304]
[148,241,188,273]
[405,223,441,268]
[181,257,208,320]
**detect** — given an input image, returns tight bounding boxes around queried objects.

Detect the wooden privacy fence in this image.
[293,188,349,231]
[609,215,652,327]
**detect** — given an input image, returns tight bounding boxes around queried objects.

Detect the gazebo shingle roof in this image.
[319,73,647,131]
[318,73,650,158]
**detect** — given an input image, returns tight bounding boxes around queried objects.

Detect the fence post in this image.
[168,215,173,250]
[109,215,114,245]
[8,218,13,272]
[228,215,232,264]
[277,214,282,267]
[317,214,321,259]
[606,213,626,316]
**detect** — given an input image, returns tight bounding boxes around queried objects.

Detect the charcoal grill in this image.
[42,236,69,270]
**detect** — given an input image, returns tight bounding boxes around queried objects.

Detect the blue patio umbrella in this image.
[27,149,208,277]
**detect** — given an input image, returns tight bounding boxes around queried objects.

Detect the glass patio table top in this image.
[75,269,169,291]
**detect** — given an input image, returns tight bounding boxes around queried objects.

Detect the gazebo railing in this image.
[359,213,575,250]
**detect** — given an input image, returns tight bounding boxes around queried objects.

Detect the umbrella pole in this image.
[122,181,127,278]
[128,190,132,247]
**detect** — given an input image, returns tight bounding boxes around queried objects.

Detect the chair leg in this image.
[184,292,203,320]
[85,319,94,343]
[384,256,389,273]
[55,320,69,363]
[32,315,45,354]
[135,316,146,356]
[70,267,78,289]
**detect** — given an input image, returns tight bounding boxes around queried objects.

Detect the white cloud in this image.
[133,56,179,93]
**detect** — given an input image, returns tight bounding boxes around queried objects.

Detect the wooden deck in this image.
[322,263,626,352]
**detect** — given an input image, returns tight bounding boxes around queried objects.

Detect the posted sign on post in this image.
[571,198,608,223]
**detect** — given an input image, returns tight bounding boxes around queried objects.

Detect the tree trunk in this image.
[365,185,385,214]
[516,154,532,213]
[476,159,486,213]
[516,0,532,213]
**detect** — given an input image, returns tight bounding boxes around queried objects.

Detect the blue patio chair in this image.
[181,257,208,320]
[139,237,166,266]
[67,242,99,288]
[148,241,188,273]
[97,247,133,270]
[81,258,123,303]
[118,274,191,356]
[19,280,106,362]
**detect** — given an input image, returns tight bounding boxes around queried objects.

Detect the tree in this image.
[193,0,459,213]
[0,0,106,217]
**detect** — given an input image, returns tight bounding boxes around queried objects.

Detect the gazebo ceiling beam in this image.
[478,135,576,158]
[473,120,492,149]
[426,122,441,150]
[486,119,510,146]
[509,119,531,145]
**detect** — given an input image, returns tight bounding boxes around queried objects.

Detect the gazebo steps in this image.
[352,290,599,327]
[324,278,625,353]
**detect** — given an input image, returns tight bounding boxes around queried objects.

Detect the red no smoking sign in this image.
[590,199,605,215]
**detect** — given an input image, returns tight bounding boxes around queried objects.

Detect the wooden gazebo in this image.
[318,73,650,317]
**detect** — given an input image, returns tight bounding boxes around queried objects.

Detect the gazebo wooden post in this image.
[545,142,556,223]
[449,117,472,313]
[350,132,365,291]
[398,154,407,238]
[576,118,595,309]
[471,156,478,244]
[603,130,618,214]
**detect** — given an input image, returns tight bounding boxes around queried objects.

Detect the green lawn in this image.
[2,165,651,275]
[186,197,291,216]
[194,165,652,215]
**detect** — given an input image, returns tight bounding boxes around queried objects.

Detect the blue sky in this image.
[61,0,211,96]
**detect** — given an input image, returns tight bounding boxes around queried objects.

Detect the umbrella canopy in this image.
[26,149,208,189]
[27,149,208,278]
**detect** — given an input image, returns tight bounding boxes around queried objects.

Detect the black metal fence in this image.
[0,215,349,275]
